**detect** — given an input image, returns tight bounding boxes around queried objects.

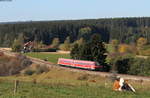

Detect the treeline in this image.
[1,17,150,47]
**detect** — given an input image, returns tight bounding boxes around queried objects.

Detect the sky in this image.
[0,0,150,22]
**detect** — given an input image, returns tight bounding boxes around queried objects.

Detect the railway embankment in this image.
[0,48,150,82]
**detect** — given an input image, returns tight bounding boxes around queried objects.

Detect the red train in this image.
[57,58,102,70]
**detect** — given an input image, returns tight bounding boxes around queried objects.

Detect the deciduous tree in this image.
[51,38,60,49]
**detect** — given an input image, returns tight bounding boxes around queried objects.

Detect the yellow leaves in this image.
[137,37,147,47]
[119,44,129,53]
[118,44,137,54]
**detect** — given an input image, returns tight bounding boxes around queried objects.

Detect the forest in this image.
[0,17,150,47]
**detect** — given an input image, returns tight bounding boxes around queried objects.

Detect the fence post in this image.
[14,80,19,95]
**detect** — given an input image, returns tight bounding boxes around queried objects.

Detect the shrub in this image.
[35,65,49,74]
[116,57,133,74]
[119,44,138,54]
[51,38,60,49]
[15,54,32,67]
[59,44,71,51]
[128,58,150,76]
[0,54,32,76]
[110,55,150,76]
[23,69,35,75]
[11,39,22,52]
[109,54,133,74]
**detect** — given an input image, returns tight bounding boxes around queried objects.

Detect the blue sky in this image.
[0,0,150,22]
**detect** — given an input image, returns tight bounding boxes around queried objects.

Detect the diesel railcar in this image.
[57,58,102,70]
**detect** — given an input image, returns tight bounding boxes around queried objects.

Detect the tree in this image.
[90,34,109,71]
[137,37,147,48]
[136,37,148,55]
[110,39,119,53]
[59,36,71,51]
[17,33,24,45]
[70,43,80,59]
[78,27,92,41]
[2,34,11,47]
[64,36,70,44]
[119,44,138,54]
[73,37,85,46]
[51,38,60,49]
[11,33,25,52]
[12,39,22,52]
[79,42,93,60]
[119,44,128,53]
[71,34,109,71]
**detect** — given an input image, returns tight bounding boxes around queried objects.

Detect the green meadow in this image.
[0,70,150,98]
[25,52,70,64]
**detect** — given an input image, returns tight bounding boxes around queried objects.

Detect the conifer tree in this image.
[70,43,80,59]
[71,34,109,71]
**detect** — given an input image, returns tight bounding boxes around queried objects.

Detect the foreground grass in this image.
[0,78,150,98]
[0,66,150,98]
[25,52,70,64]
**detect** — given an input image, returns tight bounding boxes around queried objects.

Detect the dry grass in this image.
[0,64,149,98]
[0,54,32,76]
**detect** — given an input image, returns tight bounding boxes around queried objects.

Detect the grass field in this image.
[0,66,150,98]
[0,81,149,98]
[12,52,150,98]
[25,52,70,64]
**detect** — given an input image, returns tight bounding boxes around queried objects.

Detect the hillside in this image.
[0,65,150,98]
[0,52,32,76]
[1,17,150,47]
[0,49,150,97]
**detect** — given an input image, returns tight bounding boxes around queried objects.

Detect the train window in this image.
[61,60,72,63]
[95,62,100,66]
[74,62,94,65]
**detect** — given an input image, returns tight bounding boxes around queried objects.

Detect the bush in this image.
[35,65,49,74]
[15,54,32,67]
[0,54,32,76]
[23,69,35,75]
[59,44,71,51]
[22,65,49,75]
[115,57,133,74]
[11,39,22,52]
[110,55,150,76]
[109,54,133,74]
[129,58,150,76]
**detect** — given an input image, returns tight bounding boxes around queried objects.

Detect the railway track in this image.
[1,48,150,82]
